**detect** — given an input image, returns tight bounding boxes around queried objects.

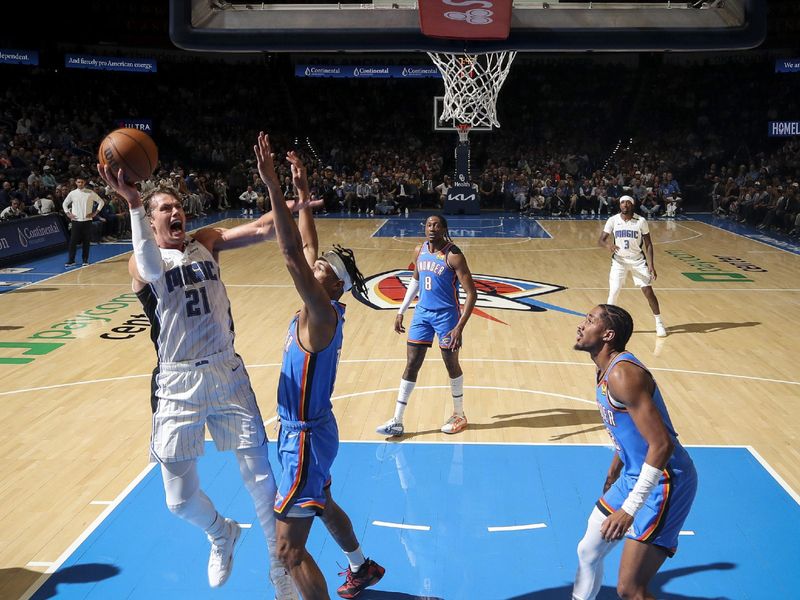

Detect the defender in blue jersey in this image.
[376,214,477,437]
[572,305,697,600]
[256,134,384,599]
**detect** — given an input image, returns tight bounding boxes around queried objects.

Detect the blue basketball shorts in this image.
[597,461,698,556]
[274,413,339,519]
[408,304,460,348]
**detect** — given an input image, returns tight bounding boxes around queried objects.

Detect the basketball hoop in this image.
[456,123,472,143]
[428,51,517,129]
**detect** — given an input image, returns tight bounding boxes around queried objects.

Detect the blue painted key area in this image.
[30,442,799,599]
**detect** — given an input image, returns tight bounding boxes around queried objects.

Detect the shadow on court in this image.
[507,561,737,600]
[378,409,604,441]
[26,563,121,599]
[641,321,761,335]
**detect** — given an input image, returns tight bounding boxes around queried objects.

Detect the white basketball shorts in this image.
[610,255,653,289]
[150,348,267,463]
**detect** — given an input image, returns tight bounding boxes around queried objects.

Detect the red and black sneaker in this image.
[336,558,385,598]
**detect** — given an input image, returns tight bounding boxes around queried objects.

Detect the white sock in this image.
[345,545,366,572]
[393,379,415,422]
[205,510,228,542]
[451,375,464,415]
[655,314,664,326]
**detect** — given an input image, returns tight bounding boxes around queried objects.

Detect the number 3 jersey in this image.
[603,213,649,261]
[136,238,234,363]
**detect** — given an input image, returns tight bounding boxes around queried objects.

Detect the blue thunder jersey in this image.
[596,352,693,478]
[416,241,460,311]
[278,302,345,423]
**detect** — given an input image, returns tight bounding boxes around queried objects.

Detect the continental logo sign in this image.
[1,292,143,365]
[666,250,767,282]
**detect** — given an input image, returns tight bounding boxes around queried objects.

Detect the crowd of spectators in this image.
[1,53,799,240]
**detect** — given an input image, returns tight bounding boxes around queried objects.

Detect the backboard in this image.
[170,0,766,54]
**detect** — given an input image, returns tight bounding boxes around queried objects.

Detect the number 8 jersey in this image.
[603,213,649,261]
[136,238,234,363]
[415,241,460,310]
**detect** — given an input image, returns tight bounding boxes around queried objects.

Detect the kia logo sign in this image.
[450,193,476,202]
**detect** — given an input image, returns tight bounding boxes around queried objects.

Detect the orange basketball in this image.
[98,128,158,183]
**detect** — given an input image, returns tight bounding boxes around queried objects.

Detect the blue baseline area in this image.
[31,443,799,600]
[373,215,552,239]
[689,213,800,256]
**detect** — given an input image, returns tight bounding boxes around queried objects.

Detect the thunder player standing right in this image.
[571,304,697,600]
[599,195,667,337]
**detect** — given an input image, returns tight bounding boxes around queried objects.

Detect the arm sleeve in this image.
[398,277,420,315]
[62,193,72,213]
[603,217,614,234]
[129,206,164,282]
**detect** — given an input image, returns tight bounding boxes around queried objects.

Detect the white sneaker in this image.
[441,413,468,434]
[656,323,668,337]
[208,518,241,588]
[376,418,404,437]
[270,565,299,600]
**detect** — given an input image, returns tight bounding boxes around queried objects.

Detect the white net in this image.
[428,51,517,129]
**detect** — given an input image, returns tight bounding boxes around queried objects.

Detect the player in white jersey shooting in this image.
[599,196,667,337]
[97,159,319,598]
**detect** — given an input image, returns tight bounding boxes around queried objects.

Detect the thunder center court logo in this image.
[352,270,584,324]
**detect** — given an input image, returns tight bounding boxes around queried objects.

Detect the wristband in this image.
[621,462,662,517]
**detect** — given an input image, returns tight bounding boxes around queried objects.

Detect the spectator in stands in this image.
[479,174,495,208]
[0,182,12,210]
[0,198,26,221]
[34,194,56,215]
[435,176,452,209]
[239,185,258,217]
[640,191,661,219]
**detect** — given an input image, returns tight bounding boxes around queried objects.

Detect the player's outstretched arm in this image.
[97,163,161,287]
[254,133,332,318]
[198,193,322,255]
[287,151,318,268]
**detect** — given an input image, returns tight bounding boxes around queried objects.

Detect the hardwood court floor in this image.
[1,215,798,599]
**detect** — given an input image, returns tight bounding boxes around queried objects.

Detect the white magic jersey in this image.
[136,238,235,364]
[603,214,650,261]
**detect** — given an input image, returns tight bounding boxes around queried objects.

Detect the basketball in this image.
[97,127,158,183]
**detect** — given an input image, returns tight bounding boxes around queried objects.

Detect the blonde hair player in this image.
[599,196,667,337]
[96,151,321,597]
